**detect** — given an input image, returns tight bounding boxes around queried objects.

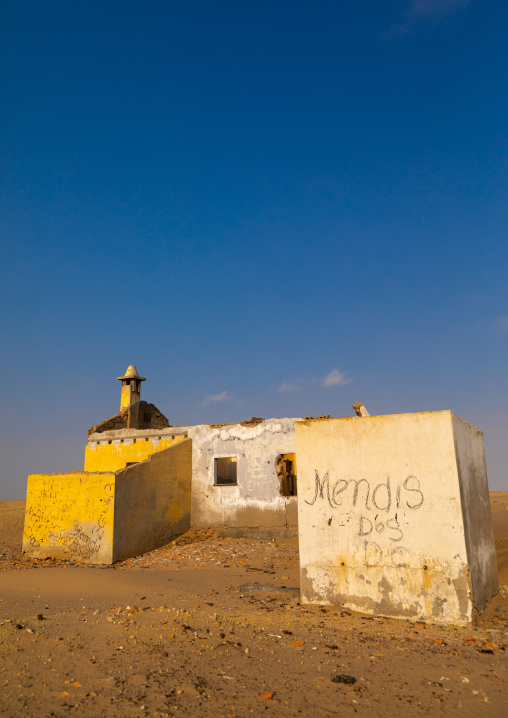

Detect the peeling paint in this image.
[189,419,299,530]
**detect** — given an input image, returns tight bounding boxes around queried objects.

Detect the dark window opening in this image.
[275,454,297,496]
[215,457,237,485]
[143,412,152,423]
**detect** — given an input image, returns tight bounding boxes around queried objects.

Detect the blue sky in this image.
[1,0,507,498]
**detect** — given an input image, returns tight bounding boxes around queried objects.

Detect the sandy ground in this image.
[1,496,507,717]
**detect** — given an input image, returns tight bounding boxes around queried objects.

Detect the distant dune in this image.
[490,491,508,583]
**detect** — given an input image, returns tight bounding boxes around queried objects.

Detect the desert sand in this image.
[1,495,507,717]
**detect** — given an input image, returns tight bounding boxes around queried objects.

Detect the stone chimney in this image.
[117,365,146,411]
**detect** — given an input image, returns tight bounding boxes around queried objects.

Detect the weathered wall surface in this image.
[23,472,115,564]
[87,402,170,437]
[296,411,498,625]
[126,401,171,431]
[452,414,498,612]
[85,429,187,472]
[87,408,130,435]
[112,438,192,562]
[189,419,298,531]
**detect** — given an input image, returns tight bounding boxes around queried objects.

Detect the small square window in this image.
[215,457,237,485]
[143,412,152,423]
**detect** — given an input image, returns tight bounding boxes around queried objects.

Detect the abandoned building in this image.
[83,365,302,537]
[23,365,499,625]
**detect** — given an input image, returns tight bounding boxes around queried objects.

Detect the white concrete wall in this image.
[295,411,498,625]
[188,419,299,529]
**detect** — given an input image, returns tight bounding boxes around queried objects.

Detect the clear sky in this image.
[1,1,507,499]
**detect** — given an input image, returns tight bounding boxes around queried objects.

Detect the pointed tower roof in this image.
[116,365,146,382]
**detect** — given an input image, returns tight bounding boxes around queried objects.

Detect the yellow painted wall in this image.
[84,435,185,472]
[23,472,116,564]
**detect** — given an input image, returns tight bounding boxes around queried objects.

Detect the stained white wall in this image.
[188,419,299,529]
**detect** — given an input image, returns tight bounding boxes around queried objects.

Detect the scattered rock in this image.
[331,674,357,685]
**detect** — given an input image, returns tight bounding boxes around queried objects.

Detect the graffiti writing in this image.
[23,475,113,561]
[305,471,424,512]
[358,515,403,542]
[306,470,425,545]
[363,540,415,568]
[57,521,102,559]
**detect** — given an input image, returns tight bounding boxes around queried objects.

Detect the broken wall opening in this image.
[276,453,297,496]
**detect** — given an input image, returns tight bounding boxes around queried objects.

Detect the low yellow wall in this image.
[23,472,116,564]
[84,436,185,472]
[113,438,192,562]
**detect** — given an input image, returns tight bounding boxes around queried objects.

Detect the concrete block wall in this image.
[452,413,498,612]
[295,411,498,625]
